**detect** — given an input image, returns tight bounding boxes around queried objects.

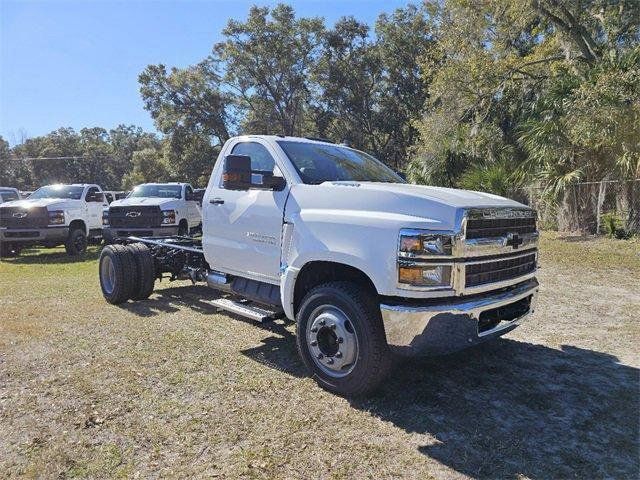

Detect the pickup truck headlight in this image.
[102,210,109,226]
[48,210,65,226]
[398,264,452,287]
[161,210,176,224]
[399,230,454,256]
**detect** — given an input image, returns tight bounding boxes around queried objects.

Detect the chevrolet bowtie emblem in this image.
[505,233,523,249]
[12,212,27,218]
[126,211,141,218]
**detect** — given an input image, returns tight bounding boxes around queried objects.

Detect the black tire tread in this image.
[127,243,155,300]
[99,244,137,304]
[296,281,393,397]
[65,227,87,256]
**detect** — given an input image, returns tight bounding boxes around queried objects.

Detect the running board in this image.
[210,298,284,323]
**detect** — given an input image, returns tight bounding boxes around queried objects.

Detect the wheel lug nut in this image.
[317,353,324,359]
[335,352,342,358]
[319,319,326,326]
[311,327,318,333]
[326,358,334,365]
[337,337,344,343]
[310,340,317,347]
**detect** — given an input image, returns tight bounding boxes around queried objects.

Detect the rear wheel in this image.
[65,227,87,256]
[99,244,137,304]
[127,243,155,300]
[296,281,393,397]
[0,242,21,258]
[178,221,188,236]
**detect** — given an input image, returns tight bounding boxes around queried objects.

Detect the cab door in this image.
[203,140,289,283]
[84,186,106,230]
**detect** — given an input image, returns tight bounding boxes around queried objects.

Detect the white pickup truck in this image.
[0,187,21,204]
[0,184,106,257]
[98,136,539,396]
[102,183,202,243]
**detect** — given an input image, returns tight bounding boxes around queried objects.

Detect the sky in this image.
[0,0,411,145]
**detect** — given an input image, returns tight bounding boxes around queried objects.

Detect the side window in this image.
[231,142,275,172]
[85,187,99,202]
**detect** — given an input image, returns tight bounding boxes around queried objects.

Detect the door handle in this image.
[209,198,225,205]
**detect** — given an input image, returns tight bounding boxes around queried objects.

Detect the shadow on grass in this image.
[114,284,639,478]
[356,340,639,479]
[0,246,101,264]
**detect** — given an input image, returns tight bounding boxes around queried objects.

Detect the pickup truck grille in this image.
[0,206,49,229]
[465,209,536,239]
[465,252,536,287]
[108,206,162,228]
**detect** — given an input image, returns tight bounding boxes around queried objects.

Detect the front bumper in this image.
[381,279,539,356]
[0,227,69,245]
[104,226,178,242]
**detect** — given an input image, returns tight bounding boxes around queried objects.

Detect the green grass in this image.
[0,235,638,479]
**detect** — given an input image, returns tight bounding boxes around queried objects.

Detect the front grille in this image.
[466,210,536,239]
[465,253,536,287]
[109,206,162,228]
[0,207,49,229]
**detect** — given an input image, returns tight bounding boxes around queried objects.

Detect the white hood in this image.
[110,197,179,209]
[0,198,73,210]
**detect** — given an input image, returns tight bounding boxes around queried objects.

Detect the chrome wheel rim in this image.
[101,256,116,295]
[306,305,358,378]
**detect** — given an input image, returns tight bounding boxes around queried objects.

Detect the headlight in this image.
[398,264,452,287]
[102,211,109,226]
[399,230,454,256]
[162,210,176,224]
[48,210,65,225]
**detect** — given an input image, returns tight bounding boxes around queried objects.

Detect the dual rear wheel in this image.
[99,243,155,304]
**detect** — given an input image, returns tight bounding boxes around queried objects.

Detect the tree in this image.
[122,148,170,189]
[410,0,639,230]
[215,4,324,136]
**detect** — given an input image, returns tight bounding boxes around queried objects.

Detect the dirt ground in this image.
[0,233,638,479]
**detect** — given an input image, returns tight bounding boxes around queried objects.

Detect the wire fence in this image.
[526,179,640,236]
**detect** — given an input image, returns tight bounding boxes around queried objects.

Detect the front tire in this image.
[65,227,87,256]
[296,281,393,397]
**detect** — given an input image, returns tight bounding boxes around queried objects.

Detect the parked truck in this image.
[98,136,539,396]
[0,187,21,204]
[0,184,106,257]
[102,183,202,243]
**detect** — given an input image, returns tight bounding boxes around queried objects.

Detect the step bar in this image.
[210,298,284,323]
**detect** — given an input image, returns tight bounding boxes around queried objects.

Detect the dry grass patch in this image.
[0,235,638,479]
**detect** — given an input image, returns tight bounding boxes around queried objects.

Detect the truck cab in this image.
[102,183,202,243]
[0,183,106,257]
[98,136,539,396]
[0,187,21,204]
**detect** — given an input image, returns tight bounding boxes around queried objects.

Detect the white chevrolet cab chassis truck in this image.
[102,182,202,243]
[99,136,539,396]
[0,184,106,258]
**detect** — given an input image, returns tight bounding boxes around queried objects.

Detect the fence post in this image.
[596,180,606,235]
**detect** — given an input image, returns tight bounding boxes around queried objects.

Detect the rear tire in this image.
[296,281,393,397]
[0,242,20,258]
[178,221,188,236]
[127,243,155,300]
[65,227,87,256]
[99,244,137,304]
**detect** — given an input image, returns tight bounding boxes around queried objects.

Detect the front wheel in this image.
[296,281,393,397]
[65,227,87,256]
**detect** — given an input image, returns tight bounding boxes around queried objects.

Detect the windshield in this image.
[129,184,182,199]
[277,141,404,185]
[0,191,19,202]
[30,185,84,200]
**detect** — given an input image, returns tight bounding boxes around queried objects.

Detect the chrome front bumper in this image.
[380,279,539,356]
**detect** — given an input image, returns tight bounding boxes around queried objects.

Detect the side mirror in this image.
[223,155,286,191]
[223,155,253,190]
[87,192,104,203]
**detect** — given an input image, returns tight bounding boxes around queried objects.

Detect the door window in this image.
[85,187,102,202]
[231,142,276,172]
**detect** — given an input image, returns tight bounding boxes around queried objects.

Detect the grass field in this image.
[1,233,638,479]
